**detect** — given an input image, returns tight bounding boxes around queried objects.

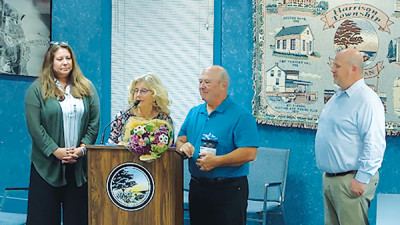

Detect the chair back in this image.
[248,147,290,202]
[0,188,28,214]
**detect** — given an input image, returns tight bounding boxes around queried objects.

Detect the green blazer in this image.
[25,80,100,187]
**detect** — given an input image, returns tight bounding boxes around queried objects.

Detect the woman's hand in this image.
[53,148,69,161]
[62,147,82,164]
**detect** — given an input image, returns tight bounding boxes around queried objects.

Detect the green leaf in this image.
[145,124,154,132]
[150,151,160,158]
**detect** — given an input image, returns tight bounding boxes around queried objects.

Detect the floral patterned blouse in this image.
[107,110,174,144]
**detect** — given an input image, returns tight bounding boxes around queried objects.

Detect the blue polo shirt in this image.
[178,96,259,178]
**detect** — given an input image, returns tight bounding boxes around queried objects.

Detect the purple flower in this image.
[125,122,171,156]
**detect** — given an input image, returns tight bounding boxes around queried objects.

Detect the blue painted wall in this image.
[0,0,399,224]
[51,0,110,129]
[221,0,400,224]
[0,75,35,201]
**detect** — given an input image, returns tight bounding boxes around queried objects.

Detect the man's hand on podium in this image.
[178,142,194,159]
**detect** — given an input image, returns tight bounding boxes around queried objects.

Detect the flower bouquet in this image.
[120,117,173,161]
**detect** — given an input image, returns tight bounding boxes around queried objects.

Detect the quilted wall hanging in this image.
[253,0,400,135]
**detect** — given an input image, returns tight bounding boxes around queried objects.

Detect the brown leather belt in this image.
[325,170,357,177]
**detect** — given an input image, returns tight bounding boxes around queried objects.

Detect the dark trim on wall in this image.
[50,0,53,40]
[101,0,112,142]
[0,73,37,82]
[214,0,222,66]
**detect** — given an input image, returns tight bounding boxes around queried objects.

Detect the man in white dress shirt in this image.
[315,49,386,225]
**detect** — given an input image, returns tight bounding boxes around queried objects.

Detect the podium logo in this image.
[106,162,155,211]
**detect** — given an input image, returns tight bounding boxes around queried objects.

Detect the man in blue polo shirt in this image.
[176,65,259,225]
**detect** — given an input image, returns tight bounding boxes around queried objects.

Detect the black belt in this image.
[325,170,357,177]
[191,176,244,184]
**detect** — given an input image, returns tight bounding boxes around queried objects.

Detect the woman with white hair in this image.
[108,73,173,144]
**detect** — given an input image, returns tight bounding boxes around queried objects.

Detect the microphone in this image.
[100,100,140,145]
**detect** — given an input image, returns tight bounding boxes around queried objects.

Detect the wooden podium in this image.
[87,145,183,225]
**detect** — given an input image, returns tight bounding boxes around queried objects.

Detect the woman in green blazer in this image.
[25,42,100,225]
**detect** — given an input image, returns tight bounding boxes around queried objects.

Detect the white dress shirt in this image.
[315,79,386,184]
[56,80,85,148]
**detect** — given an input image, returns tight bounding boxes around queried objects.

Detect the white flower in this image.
[158,134,169,144]
[133,125,145,134]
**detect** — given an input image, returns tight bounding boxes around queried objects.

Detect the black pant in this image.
[26,164,88,225]
[189,176,248,225]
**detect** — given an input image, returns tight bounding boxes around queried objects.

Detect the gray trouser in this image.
[323,171,379,225]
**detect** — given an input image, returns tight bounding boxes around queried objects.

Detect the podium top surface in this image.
[87,145,177,152]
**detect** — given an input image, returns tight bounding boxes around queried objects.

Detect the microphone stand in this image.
[100,100,140,145]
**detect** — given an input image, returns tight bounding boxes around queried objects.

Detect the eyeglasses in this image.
[134,88,152,95]
[50,41,69,46]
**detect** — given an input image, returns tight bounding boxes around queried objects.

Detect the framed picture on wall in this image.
[0,0,51,77]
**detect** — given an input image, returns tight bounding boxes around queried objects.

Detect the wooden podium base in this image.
[87,146,183,225]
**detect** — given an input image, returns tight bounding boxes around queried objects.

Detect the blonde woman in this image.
[25,42,100,225]
[108,73,173,144]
